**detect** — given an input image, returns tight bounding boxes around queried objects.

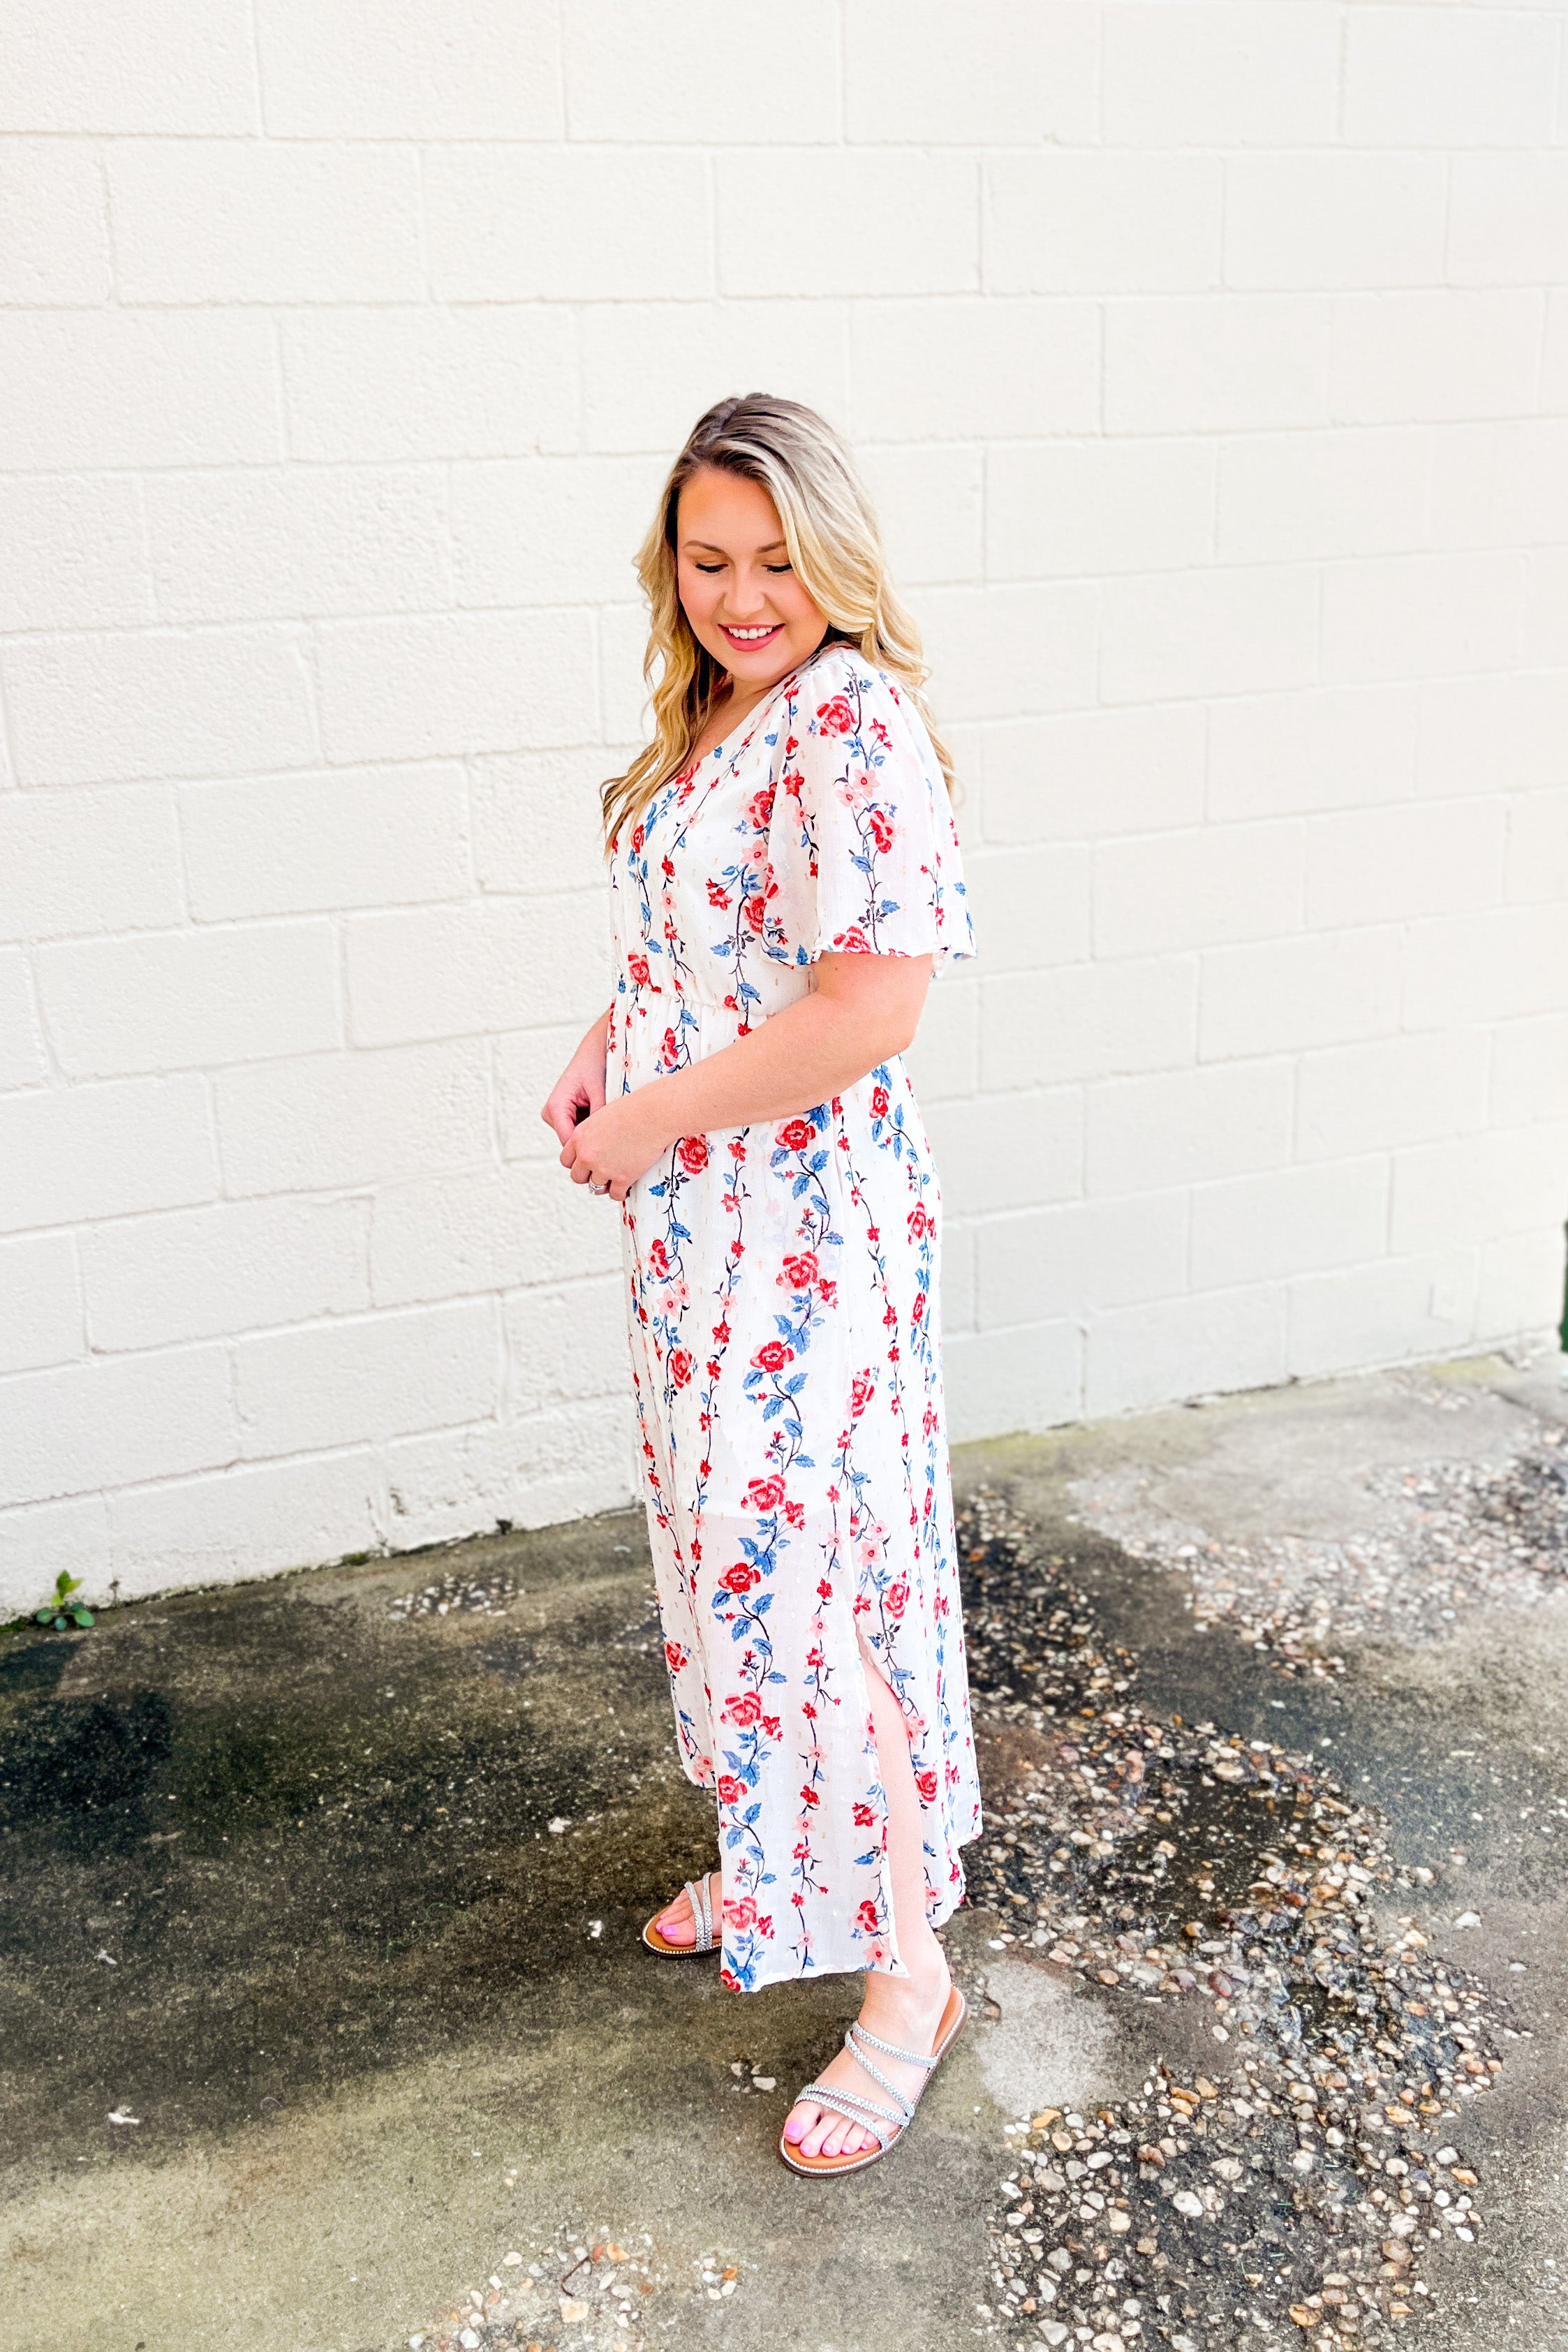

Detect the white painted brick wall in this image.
[3,1,1565,1608]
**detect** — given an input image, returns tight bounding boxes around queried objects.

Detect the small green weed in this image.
[36,1571,94,1632]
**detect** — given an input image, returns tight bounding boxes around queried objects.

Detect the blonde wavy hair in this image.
[600,393,958,852]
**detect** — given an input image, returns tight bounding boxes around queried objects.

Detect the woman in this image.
[541,394,981,2177]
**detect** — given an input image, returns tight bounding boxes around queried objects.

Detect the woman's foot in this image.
[652,1869,721,1947]
[782,1951,952,2159]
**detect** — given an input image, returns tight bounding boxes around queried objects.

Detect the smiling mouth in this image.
[720,623,783,646]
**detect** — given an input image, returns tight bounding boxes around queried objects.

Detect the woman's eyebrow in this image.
[681,537,789,554]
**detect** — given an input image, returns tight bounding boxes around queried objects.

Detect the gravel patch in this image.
[406,2226,744,2351]
[388,1569,522,1622]
[1068,1423,1568,1678]
[956,1485,1508,2351]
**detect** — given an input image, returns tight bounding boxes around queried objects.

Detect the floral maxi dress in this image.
[607,642,983,1994]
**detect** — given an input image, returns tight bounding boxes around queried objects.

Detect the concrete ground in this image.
[3,1350,1567,2352]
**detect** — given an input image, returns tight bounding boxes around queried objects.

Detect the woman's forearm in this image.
[638,988,913,1151]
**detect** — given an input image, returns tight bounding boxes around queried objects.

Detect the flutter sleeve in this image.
[763,651,975,973]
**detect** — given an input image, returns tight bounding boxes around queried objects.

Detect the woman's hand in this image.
[540,1009,611,1147]
[556,1090,671,1205]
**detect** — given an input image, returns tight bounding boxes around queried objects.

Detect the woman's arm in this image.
[557,952,932,1201]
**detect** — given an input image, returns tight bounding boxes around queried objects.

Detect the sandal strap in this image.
[685,1875,716,1951]
[794,2081,901,2148]
[848,2018,941,2073]
[841,2026,919,2124]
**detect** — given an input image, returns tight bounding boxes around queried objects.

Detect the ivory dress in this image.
[607,640,982,1993]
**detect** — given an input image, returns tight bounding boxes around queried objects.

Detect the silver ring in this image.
[591,1180,611,1195]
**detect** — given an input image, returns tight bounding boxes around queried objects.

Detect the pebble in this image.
[388,1569,520,1621]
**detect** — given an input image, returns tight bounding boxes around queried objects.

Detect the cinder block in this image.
[582,301,850,455]
[1208,683,1418,821]
[718,152,978,299]
[0,138,112,300]
[371,1162,621,1309]
[1402,904,1568,1028]
[975,1190,1189,1327]
[1215,428,1429,565]
[1094,822,1303,959]
[1099,565,1318,706]
[1224,154,1446,290]
[981,956,1198,1091]
[1084,1284,1287,1418]
[36,918,339,1079]
[1343,6,1558,147]
[346,892,610,1047]
[1287,1252,1479,1382]
[1086,1060,1294,1197]
[472,748,618,898]
[1322,550,1523,685]
[845,1,1097,145]
[919,583,1098,723]
[1330,290,1541,423]
[254,0,559,138]
[1199,929,1401,1062]
[944,1321,1083,1444]
[82,1196,370,1352]
[0,952,45,1090]
[3,1,258,133]
[0,785,182,942]
[848,299,1100,443]
[938,1220,977,1338]
[901,970,979,1103]
[452,454,660,610]
[503,1278,628,1417]
[145,465,449,624]
[598,604,653,746]
[496,1022,611,1162]
[1297,1030,1491,1164]
[568,0,839,140]
[1428,420,1568,553]
[379,1399,636,1549]
[1391,1124,1568,1257]
[428,148,712,303]
[0,1340,234,1506]
[923,1088,1083,1215]
[1505,789,1568,907]
[0,1492,110,1614]
[0,1231,82,1373]
[108,1448,385,1598]
[280,306,577,461]
[1190,1157,1389,1291]
[313,609,596,763]
[180,763,471,919]
[963,845,1092,973]
[1103,3,1338,146]
[1106,295,1333,434]
[1305,799,1505,929]
[109,140,422,304]
[982,704,1207,843]
[1,625,316,788]
[0,475,152,633]
[1492,1015,1568,1127]
[856,444,984,587]
[1546,291,1568,414]
[986,154,1221,293]
[0,1073,216,1234]
[235,1299,498,1458]
[1523,545,1568,669]
[1476,1228,1567,1344]
[1415,672,1568,801]
[1450,153,1568,288]
[214,1040,491,1197]
[0,309,281,468]
[986,439,1215,580]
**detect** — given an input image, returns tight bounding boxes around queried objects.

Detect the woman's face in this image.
[674,466,829,699]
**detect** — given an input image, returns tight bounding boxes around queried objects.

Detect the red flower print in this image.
[725,1895,757,1930]
[775,1118,815,1153]
[630,822,646,852]
[724,1691,762,1727]
[914,1770,938,1804]
[716,1775,746,1805]
[868,808,895,854]
[762,1716,781,1740]
[746,787,774,829]
[676,1134,708,1174]
[663,1641,688,1674]
[869,1085,890,1118]
[799,1785,820,1808]
[757,1914,774,1938]
[831,926,871,953]
[628,952,650,986]
[855,1899,880,1933]
[707,881,731,908]
[746,1475,787,1511]
[670,1349,694,1387]
[660,1026,680,1067]
[885,1580,909,1620]
[784,1500,805,1528]
[779,1251,818,1291]
[720,1562,760,1595]
[850,1373,873,1419]
[753,1340,793,1373]
[649,1238,670,1275]
[744,892,767,932]
[816,693,855,737]
[815,1578,833,1602]
[853,1803,876,1828]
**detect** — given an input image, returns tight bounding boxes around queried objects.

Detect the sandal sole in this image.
[778,1985,968,2177]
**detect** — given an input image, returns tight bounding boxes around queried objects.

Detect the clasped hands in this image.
[541,1026,670,1206]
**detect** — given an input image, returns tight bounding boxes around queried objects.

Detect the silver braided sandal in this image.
[779,1984,967,2176]
[642,1869,720,1956]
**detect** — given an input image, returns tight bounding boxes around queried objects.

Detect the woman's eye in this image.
[764,562,793,573]
[693,561,725,575]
